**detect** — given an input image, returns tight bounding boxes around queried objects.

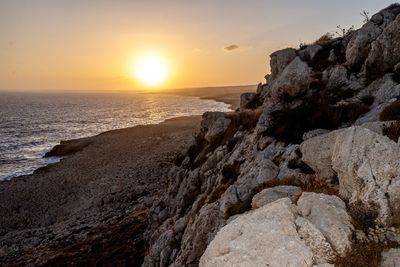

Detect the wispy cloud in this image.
[223,44,239,52]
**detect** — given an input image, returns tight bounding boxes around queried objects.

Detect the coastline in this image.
[0,86,249,266]
[152,85,256,110]
[1,88,244,181]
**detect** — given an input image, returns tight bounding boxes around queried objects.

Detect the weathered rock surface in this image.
[270,57,311,98]
[366,15,400,78]
[240,92,259,109]
[201,193,353,267]
[297,193,354,255]
[298,45,322,62]
[141,5,400,266]
[201,112,231,143]
[269,48,297,81]
[333,126,400,226]
[301,126,400,226]
[381,248,400,267]
[251,185,302,209]
[300,131,338,181]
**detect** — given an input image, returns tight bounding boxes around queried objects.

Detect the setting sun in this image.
[131,53,169,87]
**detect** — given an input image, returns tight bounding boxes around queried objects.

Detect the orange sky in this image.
[0,0,394,91]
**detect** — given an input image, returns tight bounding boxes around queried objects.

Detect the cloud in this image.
[223,44,239,52]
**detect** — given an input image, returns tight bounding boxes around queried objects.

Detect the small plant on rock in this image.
[336,25,355,37]
[360,10,370,23]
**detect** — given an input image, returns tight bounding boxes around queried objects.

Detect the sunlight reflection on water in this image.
[0,92,230,180]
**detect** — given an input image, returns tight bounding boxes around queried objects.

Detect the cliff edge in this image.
[143,4,400,267]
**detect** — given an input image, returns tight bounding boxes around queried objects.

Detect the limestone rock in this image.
[299,45,322,62]
[201,112,231,143]
[345,21,382,69]
[381,248,400,267]
[269,48,297,81]
[251,185,302,209]
[200,198,314,267]
[325,65,362,91]
[300,131,338,181]
[201,194,354,267]
[366,15,400,78]
[240,92,258,109]
[270,57,311,98]
[302,126,400,226]
[332,127,400,226]
[297,192,354,255]
[295,217,335,264]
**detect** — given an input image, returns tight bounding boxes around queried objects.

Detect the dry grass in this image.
[300,176,339,196]
[382,121,400,142]
[380,101,400,121]
[335,241,397,267]
[313,33,334,46]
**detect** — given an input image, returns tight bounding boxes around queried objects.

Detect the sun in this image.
[131,53,169,87]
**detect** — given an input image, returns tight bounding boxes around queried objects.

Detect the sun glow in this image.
[131,53,170,87]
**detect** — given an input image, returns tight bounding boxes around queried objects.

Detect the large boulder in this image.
[345,21,382,69]
[301,126,400,226]
[200,198,314,267]
[300,130,338,181]
[332,126,400,226]
[324,65,362,91]
[270,57,311,98]
[201,112,231,143]
[366,15,400,78]
[200,194,354,267]
[269,48,297,81]
[297,193,354,255]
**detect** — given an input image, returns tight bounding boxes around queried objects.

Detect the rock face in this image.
[366,15,400,78]
[201,112,231,143]
[381,248,400,267]
[139,5,400,266]
[141,5,400,266]
[301,126,400,226]
[240,92,259,109]
[269,48,297,80]
[200,193,353,267]
[270,57,311,98]
[251,185,302,208]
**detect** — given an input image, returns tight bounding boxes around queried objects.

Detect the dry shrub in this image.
[335,241,397,267]
[267,84,369,144]
[380,101,400,121]
[221,162,240,183]
[300,176,339,196]
[360,95,375,106]
[228,108,262,131]
[264,176,298,188]
[313,33,334,46]
[382,121,400,142]
[348,200,379,231]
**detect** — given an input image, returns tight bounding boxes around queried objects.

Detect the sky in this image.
[0,0,396,91]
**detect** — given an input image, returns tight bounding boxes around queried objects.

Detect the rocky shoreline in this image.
[3,4,400,267]
[0,89,248,266]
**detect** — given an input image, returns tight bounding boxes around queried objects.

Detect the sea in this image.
[0,92,231,181]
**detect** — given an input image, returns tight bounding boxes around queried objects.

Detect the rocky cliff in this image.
[143,4,400,267]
